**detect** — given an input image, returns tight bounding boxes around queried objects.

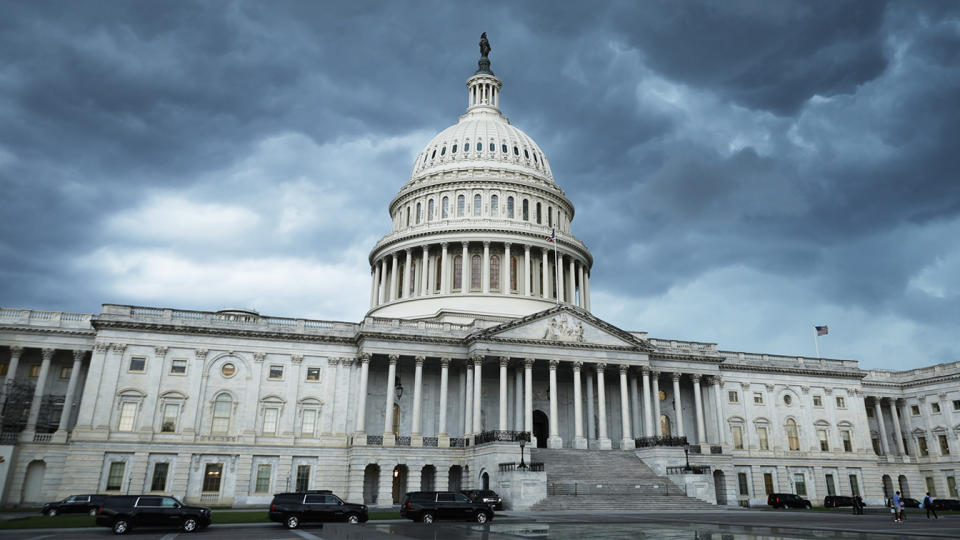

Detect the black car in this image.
[461,489,503,510]
[268,490,368,529]
[932,499,960,510]
[767,493,812,509]
[95,495,211,535]
[400,491,494,523]
[887,497,921,508]
[823,495,855,508]
[41,494,108,516]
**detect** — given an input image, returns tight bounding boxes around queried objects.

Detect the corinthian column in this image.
[888,398,905,455]
[541,248,549,298]
[547,360,562,448]
[54,350,86,438]
[873,398,889,456]
[390,253,399,301]
[596,364,611,450]
[472,355,483,435]
[498,357,509,431]
[711,376,725,445]
[692,374,706,445]
[440,242,449,294]
[402,248,412,299]
[464,362,473,435]
[573,362,587,449]
[438,358,450,440]
[557,253,565,303]
[652,371,662,437]
[524,358,534,445]
[370,264,379,307]
[642,368,654,437]
[672,373,685,438]
[578,263,585,308]
[382,355,398,445]
[421,246,430,296]
[482,241,491,293]
[411,356,425,445]
[23,348,55,437]
[461,242,469,294]
[503,243,511,293]
[354,354,370,442]
[524,245,532,296]
[0,345,23,423]
[619,364,634,449]
[569,257,576,305]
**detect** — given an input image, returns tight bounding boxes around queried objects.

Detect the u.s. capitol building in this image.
[1,40,958,510]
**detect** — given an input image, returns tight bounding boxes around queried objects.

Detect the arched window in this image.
[490,195,499,217]
[661,414,672,437]
[457,195,465,217]
[392,403,400,435]
[442,196,449,219]
[489,142,495,152]
[452,143,458,154]
[476,142,482,152]
[428,199,434,221]
[396,264,404,297]
[510,256,517,291]
[473,194,482,216]
[548,207,552,227]
[490,255,500,290]
[470,255,481,289]
[212,394,232,434]
[522,199,529,221]
[536,202,542,224]
[435,257,442,293]
[786,418,800,451]
[409,261,417,295]
[405,207,410,227]
[507,197,514,219]
[453,256,463,290]
[416,202,422,224]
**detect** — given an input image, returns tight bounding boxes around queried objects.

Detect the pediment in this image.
[471,305,653,350]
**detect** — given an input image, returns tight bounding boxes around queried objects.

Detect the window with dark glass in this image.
[510,257,517,291]
[738,472,749,496]
[306,367,321,381]
[501,144,507,153]
[536,202,542,224]
[428,199,434,220]
[522,199,529,221]
[477,142,482,151]
[507,196,514,218]
[129,357,146,372]
[440,146,446,155]
[548,207,552,227]
[431,149,436,159]
[490,256,500,290]
[524,149,529,159]
[416,202,422,224]
[106,462,125,491]
[457,195,465,217]
[453,256,463,290]
[489,142,495,152]
[442,196,449,218]
[473,194,481,216]
[295,465,310,492]
[255,464,271,493]
[151,462,169,492]
[513,146,519,155]
[490,195,499,217]
[470,255,481,289]
[202,463,222,492]
[452,144,458,153]
[170,359,187,375]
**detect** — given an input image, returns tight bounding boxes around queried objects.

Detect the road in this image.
[1,510,957,539]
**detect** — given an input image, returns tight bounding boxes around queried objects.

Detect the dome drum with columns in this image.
[368,49,591,322]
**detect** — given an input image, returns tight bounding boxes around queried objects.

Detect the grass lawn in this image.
[0,510,405,529]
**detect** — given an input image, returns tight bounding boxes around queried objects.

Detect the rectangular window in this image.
[763,473,774,495]
[129,357,146,372]
[150,463,169,492]
[753,392,764,405]
[918,436,929,457]
[813,395,823,407]
[301,409,316,436]
[925,476,936,497]
[835,396,846,408]
[737,472,749,496]
[794,473,806,496]
[953,400,960,412]
[306,367,321,382]
[268,365,283,380]
[757,427,769,450]
[118,402,138,432]
[938,434,950,455]
[0,363,7,376]
[202,464,223,492]
[295,465,310,492]
[911,404,920,416]
[59,367,72,379]
[841,430,852,452]
[106,462,125,491]
[728,391,739,403]
[825,474,836,496]
[170,359,187,374]
[254,464,271,493]
[29,364,40,377]
[948,476,958,498]
[262,408,278,435]
[161,403,179,433]
[849,474,860,496]
[732,426,743,449]
[818,429,830,451]
[931,402,941,414]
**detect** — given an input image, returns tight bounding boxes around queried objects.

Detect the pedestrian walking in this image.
[853,495,864,515]
[893,491,903,522]
[923,492,938,519]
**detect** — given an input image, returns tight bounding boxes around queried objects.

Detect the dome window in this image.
[524,149,530,159]
[457,195,465,217]
[423,154,428,164]
[514,146,519,156]
[442,196,449,218]
[473,194,482,216]
[491,195,499,217]
[522,199,529,221]
[536,202,542,224]
[507,196,514,219]
[452,144,458,153]
[477,142,482,151]
[431,149,436,159]
[428,199,435,221]
[501,144,508,153]
[489,142,495,152]
[533,153,538,163]
[441,146,446,156]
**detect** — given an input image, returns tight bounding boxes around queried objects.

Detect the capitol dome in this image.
[366,40,593,323]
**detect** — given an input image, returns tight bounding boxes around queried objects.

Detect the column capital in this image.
[441,241,448,249]
[504,241,512,249]
[472,354,484,366]
[440,357,451,368]
[8,345,23,357]
[72,349,87,362]
[253,352,265,363]
[524,244,531,253]
[154,346,168,357]
[461,241,469,249]
[523,358,535,369]
[415,355,425,366]
[499,356,510,367]
[619,363,629,374]
[93,342,109,353]
[572,361,583,370]
[710,375,722,386]
[649,369,660,378]
[291,354,304,364]
[360,352,372,363]
[387,354,399,365]
[343,356,356,366]
[328,357,341,366]
[405,247,412,255]
[549,359,559,370]
[110,343,127,354]
[672,372,682,382]
[595,362,606,373]
[691,373,702,383]
[483,240,490,247]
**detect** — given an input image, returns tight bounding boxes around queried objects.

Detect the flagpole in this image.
[813,327,821,359]
[553,229,560,306]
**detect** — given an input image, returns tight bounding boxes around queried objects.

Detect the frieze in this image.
[719,363,866,379]
[542,316,584,343]
[91,319,356,345]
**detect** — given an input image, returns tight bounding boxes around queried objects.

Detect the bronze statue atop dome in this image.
[475,32,494,75]
[479,32,491,58]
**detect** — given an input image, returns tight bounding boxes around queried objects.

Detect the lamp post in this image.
[518,440,527,470]
[684,444,691,472]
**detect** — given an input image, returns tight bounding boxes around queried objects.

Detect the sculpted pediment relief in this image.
[489,312,638,348]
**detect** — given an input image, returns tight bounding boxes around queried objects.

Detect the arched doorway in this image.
[448,465,462,492]
[363,464,380,505]
[898,475,910,498]
[713,470,728,506]
[22,460,46,503]
[481,471,490,490]
[420,465,436,491]
[392,465,408,504]
[881,475,893,500]
[533,410,548,448]
[660,414,672,437]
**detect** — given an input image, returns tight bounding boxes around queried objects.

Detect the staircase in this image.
[528,448,716,511]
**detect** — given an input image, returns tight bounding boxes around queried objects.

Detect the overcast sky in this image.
[2,1,958,370]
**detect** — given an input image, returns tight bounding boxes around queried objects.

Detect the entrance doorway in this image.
[363,464,380,504]
[533,410,548,448]
[481,471,490,490]
[392,465,408,504]
[713,470,727,505]
[22,460,46,503]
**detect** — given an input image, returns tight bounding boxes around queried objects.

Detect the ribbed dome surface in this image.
[409,109,554,184]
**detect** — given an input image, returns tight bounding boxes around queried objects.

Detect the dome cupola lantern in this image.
[365,35,593,323]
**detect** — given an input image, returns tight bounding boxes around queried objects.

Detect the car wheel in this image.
[421,512,434,524]
[183,517,198,532]
[346,513,360,524]
[805,503,812,509]
[285,515,300,529]
[112,519,130,535]
[89,509,98,516]
[46,508,58,517]
[475,511,489,524]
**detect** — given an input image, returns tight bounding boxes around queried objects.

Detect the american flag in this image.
[545,229,555,243]
[815,325,829,336]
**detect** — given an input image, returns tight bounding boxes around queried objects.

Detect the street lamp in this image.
[518,439,528,470]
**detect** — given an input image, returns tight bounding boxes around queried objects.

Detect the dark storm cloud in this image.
[1,0,958,367]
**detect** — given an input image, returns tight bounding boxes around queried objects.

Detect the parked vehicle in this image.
[767,493,812,509]
[400,491,494,523]
[932,499,960,510]
[94,495,211,535]
[41,494,108,516]
[268,490,368,529]
[823,495,855,508]
[461,489,503,510]
[887,497,921,508]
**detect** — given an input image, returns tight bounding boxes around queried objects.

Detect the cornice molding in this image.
[719,362,866,379]
[0,324,96,338]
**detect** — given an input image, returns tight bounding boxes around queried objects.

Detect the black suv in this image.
[41,494,108,516]
[823,495,855,508]
[269,490,368,529]
[461,489,503,510]
[767,493,812,509]
[400,491,494,524]
[95,495,211,535]
[932,499,960,510]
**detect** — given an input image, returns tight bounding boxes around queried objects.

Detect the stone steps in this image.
[528,448,714,512]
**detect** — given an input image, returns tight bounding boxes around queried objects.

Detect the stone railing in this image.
[32,433,53,443]
[498,462,544,472]
[396,436,411,446]
[666,465,710,475]
[635,435,688,448]
[648,339,718,354]
[449,437,468,448]
[0,432,19,444]
[474,430,531,445]
[366,435,383,446]
[0,308,94,329]
[423,437,438,447]
[101,305,358,335]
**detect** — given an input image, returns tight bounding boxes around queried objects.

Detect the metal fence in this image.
[666,465,710,475]
[634,435,688,448]
[474,430,531,445]
[498,462,545,472]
